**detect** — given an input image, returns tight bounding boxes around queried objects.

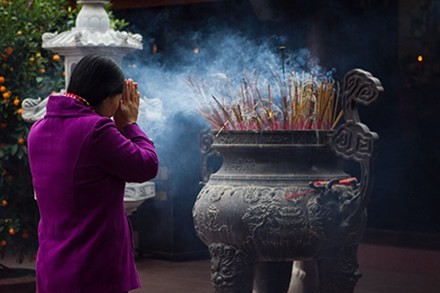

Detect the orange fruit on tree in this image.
[17,108,23,116]
[17,138,25,144]
[0,86,6,92]
[39,68,45,74]
[52,54,61,62]
[13,98,20,106]
[0,76,5,84]
[1,199,7,207]
[3,91,10,99]
[9,228,15,235]
[0,240,7,247]
[5,47,13,55]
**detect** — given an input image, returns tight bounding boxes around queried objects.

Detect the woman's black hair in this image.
[67,54,125,107]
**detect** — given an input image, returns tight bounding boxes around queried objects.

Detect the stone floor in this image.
[131,242,440,293]
[2,230,440,293]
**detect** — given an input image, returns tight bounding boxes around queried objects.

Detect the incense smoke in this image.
[118,7,337,199]
[124,29,334,142]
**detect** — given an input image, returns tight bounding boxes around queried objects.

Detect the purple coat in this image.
[27,95,159,293]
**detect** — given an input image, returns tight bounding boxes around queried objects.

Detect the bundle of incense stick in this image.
[192,71,343,131]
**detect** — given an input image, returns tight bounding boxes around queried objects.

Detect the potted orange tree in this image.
[0,0,71,289]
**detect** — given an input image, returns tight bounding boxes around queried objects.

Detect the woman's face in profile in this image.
[96,93,123,117]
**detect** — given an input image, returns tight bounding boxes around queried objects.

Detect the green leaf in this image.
[17,148,24,160]
[11,144,18,155]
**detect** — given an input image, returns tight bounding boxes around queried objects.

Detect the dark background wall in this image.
[111,0,439,257]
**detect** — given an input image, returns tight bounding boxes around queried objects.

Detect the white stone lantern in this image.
[41,0,143,89]
[22,0,155,215]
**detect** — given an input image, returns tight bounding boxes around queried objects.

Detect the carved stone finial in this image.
[76,0,110,33]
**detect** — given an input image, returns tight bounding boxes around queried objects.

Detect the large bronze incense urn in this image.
[192,69,383,293]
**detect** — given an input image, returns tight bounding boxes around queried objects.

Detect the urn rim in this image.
[211,129,334,147]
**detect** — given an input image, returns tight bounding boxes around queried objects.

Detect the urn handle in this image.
[199,129,218,185]
[331,69,384,215]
